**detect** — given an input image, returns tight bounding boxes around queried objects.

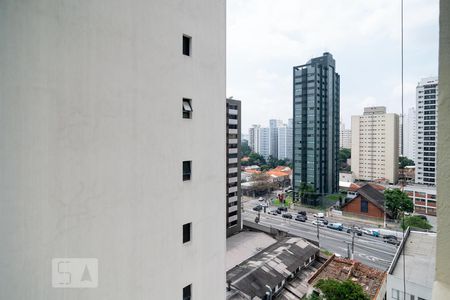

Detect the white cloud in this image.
[227,0,439,132]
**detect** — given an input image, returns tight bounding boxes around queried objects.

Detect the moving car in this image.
[327,223,344,231]
[363,229,380,237]
[298,211,307,216]
[276,207,288,214]
[384,237,400,246]
[295,215,306,222]
[253,205,262,212]
[282,213,293,219]
[346,227,363,236]
[383,235,398,241]
[313,212,325,218]
[312,220,325,227]
[320,218,329,225]
[268,210,278,216]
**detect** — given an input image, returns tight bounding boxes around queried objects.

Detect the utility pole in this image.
[351,225,355,259]
[316,216,320,247]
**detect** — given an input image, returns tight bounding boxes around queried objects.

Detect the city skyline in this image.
[227,0,439,133]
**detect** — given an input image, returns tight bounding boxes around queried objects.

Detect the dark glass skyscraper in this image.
[293,52,340,199]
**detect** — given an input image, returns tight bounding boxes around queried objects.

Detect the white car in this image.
[313,212,325,218]
[312,220,325,227]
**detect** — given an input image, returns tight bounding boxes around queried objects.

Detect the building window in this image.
[183,223,191,244]
[361,199,368,213]
[183,35,191,56]
[183,284,192,300]
[392,289,400,300]
[183,98,193,119]
[183,161,191,181]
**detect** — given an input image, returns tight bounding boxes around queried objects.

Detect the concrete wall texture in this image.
[0,1,226,299]
[434,0,450,298]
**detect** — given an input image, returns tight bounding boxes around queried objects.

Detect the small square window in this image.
[183,98,193,119]
[183,223,191,244]
[183,161,191,181]
[183,284,192,300]
[183,35,191,56]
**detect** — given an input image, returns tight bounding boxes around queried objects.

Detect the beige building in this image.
[0,1,226,299]
[351,107,399,184]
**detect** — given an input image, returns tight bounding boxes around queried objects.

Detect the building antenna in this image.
[401,1,406,300]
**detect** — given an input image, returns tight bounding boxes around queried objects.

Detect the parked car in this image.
[384,238,400,246]
[313,212,325,218]
[253,205,262,212]
[312,220,325,227]
[346,227,363,236]
[298,211,307,216]
[258,197,265,202]
[282,213,293,219]
[295,215,306,222]
[327,223,344,231]
[416,214,428,221]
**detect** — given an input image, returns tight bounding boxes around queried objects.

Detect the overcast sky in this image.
[226,0,439,133]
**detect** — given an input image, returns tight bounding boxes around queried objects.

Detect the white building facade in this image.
[269,119,283,158]
[351,107,399,184]
[277,119,293,161]
[0,1,226,299]
[403,107,417,162]
[415,77,438,185]
[248,124,261,152]
[340,122,352,149]
[258,127,271,159]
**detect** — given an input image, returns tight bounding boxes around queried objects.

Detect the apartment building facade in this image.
[269,119,283,159]
[403,107,417,161]
[293,52,340,196]
[340,122,352,149]
[248,124,261,152]
[415,77,438,185]
[277,119,293,161]
[403,184,437,216]
[226,98,242,236]
[0,1,226,299]
[351,107,399,184]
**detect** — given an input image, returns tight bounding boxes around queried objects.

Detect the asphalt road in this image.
[243,209,398,271]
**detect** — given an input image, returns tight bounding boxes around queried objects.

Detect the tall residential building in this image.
[277,119,293,161]
[293,52,340,196]
[403,107,417,161]
[226,98,242,237]
[351,107,399,184]
[340,122,352,149]
[258,127,271,159]
[0,1,226,299]
[269,119,283,158]
[415,77,438,185]
[248,124,261,152]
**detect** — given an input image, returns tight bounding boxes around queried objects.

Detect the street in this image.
[242,202,399,271]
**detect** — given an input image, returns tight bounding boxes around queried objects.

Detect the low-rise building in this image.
[226,237,320,300]
[387,229,436,300]
[341,184,390,220]
[308,255,387,300]
[403,184,437,216]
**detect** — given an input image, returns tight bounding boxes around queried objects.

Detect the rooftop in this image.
[309,256,386,299]
[227,237,319,299]
[389,230,436,288]
[226,231,277,271]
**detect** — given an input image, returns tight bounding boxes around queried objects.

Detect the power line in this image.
[401,0,406,299]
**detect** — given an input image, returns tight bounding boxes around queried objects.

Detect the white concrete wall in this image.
[0,1,226,299]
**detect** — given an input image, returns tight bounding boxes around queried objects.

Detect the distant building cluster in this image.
[248,118,293,161]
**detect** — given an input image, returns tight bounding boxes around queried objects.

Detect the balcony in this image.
[228,215,238,222]
[228,196,238,203]
[228,205,238,213]
[228,119,238,125]
[228,129,238,134]
[228,157,238,164]
[228,108,238,115]
[228,138,238,144]
[228,186,238,193]
[228,177,238,184]
[228,148,238,154]
[228,167,238,173]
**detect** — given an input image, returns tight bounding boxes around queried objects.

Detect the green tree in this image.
[401,215,432,230]
[399,156,415,168]
[247,152,266,166]
[384,189,414,220]
[314,279,370,300]
[338,148,351,171]
[298,182,319,205]
[240,140,252,157]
